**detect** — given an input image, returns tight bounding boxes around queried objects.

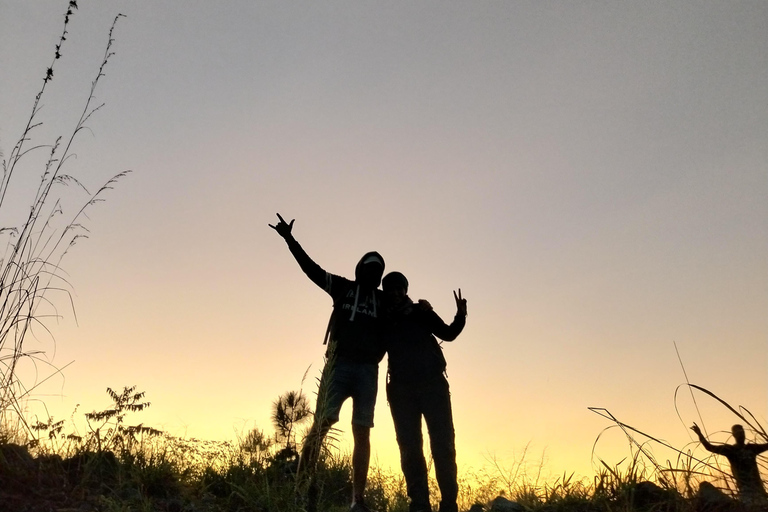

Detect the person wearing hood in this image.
[382,271,467,512]
[270,213,385,512]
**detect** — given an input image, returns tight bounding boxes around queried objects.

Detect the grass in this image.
[1,382,765,512]
[0,0,129,440]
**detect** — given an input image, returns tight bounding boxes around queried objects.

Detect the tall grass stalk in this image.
[0,2,128,438]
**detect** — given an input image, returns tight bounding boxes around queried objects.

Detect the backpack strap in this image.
[323,307,337,345]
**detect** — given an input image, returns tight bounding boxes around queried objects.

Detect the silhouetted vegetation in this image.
[0,0,129,439]
[2,382,766,511]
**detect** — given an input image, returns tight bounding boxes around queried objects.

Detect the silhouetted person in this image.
[691,423,768,504]
[382,271,467,512]
[270,213,385,512]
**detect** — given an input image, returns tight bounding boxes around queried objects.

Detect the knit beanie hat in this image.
[382,271,409,291]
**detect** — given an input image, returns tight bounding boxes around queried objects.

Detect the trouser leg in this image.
[422,377,458,512]
[388,381,431,512]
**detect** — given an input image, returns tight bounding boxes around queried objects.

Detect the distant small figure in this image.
[383,271,467,512]
[691,422,768,504]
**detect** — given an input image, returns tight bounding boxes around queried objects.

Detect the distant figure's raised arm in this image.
[269,213,327,289]
[691,423,727,455]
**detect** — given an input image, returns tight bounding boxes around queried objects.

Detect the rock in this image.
[632,481,674,508]
[489,496,526,512]
[0,443,34,468]
[0,443,35,480]
[695,481,734,511]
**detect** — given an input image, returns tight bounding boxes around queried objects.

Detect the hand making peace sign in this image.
[454,289,467,317]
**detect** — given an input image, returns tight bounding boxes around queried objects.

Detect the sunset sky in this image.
[1,1,766,480]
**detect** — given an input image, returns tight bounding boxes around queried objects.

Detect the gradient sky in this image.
[1,1,766,481]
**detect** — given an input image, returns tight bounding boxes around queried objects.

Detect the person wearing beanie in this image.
[382,271,468,512]
[270,213,385,512]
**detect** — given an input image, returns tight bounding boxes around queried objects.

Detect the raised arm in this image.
[691,423,728,455]
[428,289,467,341]
[269,213,327,289]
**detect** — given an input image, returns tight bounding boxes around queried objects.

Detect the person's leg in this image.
[298,418,332,477]
[299,360,347,477]
[422,376,458,512]
[298,418,333,512]
[351,423,372,504]
[299,359,349,512]
[349,362,379,508]
[388,380,431,512]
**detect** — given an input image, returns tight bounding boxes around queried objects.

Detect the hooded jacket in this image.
[285,236,385,364]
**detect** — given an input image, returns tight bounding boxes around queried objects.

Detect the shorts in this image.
[316,359,378,428]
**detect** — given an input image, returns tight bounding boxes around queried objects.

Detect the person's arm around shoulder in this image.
[269,213,327,288]
[429,289,467,342]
